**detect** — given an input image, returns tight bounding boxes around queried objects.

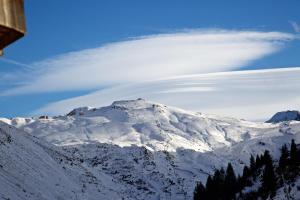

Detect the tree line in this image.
[194,139,300,200]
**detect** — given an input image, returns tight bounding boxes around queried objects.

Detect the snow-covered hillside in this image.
[1,99,300,199]
[0,121,203,200]
[2,99,282,152]
[0,121,114,200]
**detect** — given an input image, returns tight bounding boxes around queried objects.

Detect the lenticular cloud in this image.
[35,67,300,121]
[1,29,296,96]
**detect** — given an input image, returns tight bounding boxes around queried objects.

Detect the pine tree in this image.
[194,182,205,200]
[262,150,272,166]
[205,175,214,199]
[250,154,256,173]
[242,166,251,178]
[220,167,225,181]
[261,150,270,165]
[213,169,225,199]
[249,154,257,181]
[279,144,289,172]
[255,154,262,168]
[193,141,299,199]
[290,139,297,167]
[224,163,237,199]
[241,166,252,187]
[262,150,277,198]
[297,145,300,167]
[236,175,243,192]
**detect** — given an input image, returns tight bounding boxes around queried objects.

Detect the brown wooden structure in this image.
[0,0,26,55]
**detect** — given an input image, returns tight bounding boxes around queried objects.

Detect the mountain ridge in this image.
[266,110,300,123]
[1,99,300,199]
[1,99,275,152]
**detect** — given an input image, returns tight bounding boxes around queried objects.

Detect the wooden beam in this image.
[0,0,26,51]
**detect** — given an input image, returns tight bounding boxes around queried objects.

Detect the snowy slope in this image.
[1,99,300,199]
[0,121,197,200]
[275,176,300,199]
[0,121,84,200]
[3,99,279,152]
[0,121,123,200]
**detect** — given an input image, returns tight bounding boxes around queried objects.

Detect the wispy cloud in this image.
[0,29,296,96]
[34,67,300,121]
[290,21,300,33]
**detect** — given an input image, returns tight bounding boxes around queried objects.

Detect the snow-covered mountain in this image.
[1,99,300,199]
[2,99,281,152]
[266,110,300,123]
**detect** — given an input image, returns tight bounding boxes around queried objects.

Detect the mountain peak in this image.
[111,98,152,109]
[7,98,254,151]
[67,106,95,116]
[266,110,300,123]
[67,98,153,116]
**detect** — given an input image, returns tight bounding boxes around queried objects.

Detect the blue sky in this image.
[0,0,300,119]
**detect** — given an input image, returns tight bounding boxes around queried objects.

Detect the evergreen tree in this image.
[241,166,252,187]
[194,182,205,200]
[261,150,270,165]
[224,163,237,199]
[262,150,277,198]
[250,154,256,173]
[290,139,298,167]
[242,166,251,178]
[278,144,289,172]
[297,145,300,167]
[236,175,243,192]
[220,167,226,181]
[205,175,214,199]
[213,169,224,199]
[249,154,257,181]
[193,141,299,200]
[262,150,272,167]
[255,154,262,168]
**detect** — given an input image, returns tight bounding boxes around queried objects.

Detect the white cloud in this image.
[0,29,296,96]
[34,67,300,121]
[290,21,300,33]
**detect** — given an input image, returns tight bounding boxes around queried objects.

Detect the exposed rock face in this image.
[266,110,300,123]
